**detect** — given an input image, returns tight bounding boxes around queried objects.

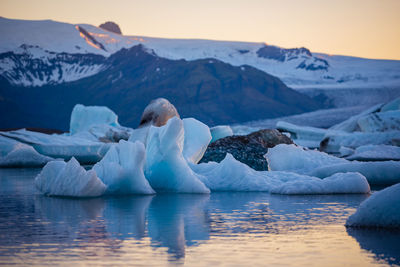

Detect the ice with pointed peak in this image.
[346,183,400,228]
[0,144,55,168]
[93,140,155,195]
[69,104,120,135]
[144,117,210,193]
[210,125,233,143]
[35,157,107,197]
[182,118,211,164]
[191,153,369,194]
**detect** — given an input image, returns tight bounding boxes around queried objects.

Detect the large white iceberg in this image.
[266,144,400,185]
[35,157,107,197]
[144,117,210,193]
[93,140,155,195]
[69,104,120,135]
[346,183,400,228]
[191,153,370,194]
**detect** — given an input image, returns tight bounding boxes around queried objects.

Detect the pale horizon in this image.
[1,0,400,60]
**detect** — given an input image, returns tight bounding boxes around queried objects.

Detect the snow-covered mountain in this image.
[1,17,400,88]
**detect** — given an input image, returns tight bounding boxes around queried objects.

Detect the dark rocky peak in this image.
[99,21,122,35]
[257,44,312,62]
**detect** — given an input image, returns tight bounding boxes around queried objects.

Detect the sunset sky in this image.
[1,0,400,60]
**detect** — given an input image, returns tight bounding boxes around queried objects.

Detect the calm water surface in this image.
[0,168,399,266]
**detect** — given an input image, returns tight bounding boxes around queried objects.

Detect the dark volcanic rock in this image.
[99,21,122,34]
[200,129,294,171]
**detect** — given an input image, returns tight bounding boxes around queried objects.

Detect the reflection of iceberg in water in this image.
[347,228,400,266]
[104,195,153,240]
[147,194,210,259]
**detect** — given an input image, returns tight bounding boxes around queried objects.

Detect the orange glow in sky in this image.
[1,0,400,60]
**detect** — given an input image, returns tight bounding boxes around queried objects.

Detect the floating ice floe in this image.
[266,144,400,185]
[69,104,120,135]
[182,118,212,164]
[144,117,210,193]
[345,144,400,161]
[35,157,107,197]
[93,140,155,195]
[0,129,111,164]
[192,153,370,194]
[346,183,400,228]
[210,125,233,143]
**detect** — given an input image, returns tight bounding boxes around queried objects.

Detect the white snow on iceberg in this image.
[191,153,370,194]
[346,183,400,228]
[93,140,155,195]
[35,157,106,197]
[144,117,210,193]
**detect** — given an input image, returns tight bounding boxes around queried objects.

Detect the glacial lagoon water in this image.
[1,168,399,266]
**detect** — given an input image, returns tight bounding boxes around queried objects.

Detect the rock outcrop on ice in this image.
[139,98,180,128]
[200,129,293,171]
[346,183,400,228]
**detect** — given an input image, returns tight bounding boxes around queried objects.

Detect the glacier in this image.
[346,183,400,228]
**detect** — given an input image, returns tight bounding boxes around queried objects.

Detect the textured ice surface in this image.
[0,129,110,164]
[210,125,233,143]
[346,145,400,161]
[144,117,210,193]
[182,118,211,164]
[93,140,155,195]
[69,104,120,135]
[357,110,400,132]
[0,145,54,167]
[266,144,346,174]
[322,131,400,153]
[192,154,369,194]
[310,161,400,185]
[346,183,400,228]
[267,144,400,185]
[276,121,327,141]
[35,157,106,197]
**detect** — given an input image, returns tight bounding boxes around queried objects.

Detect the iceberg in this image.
[346,144,400,161]
[357,110,400,132]
[266,144,346,174]
[93,140,155,195]
[35,157,107,197]
[267,144,400,185]
[0,144,55,168]
[192,153,370,194]
[346,183,400,228]
[210,125,233,143]
[69,104,120,135]
[182,118,211,164]
[144,117,210,193]
[0,129,111,164]
[310,161,400,185]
